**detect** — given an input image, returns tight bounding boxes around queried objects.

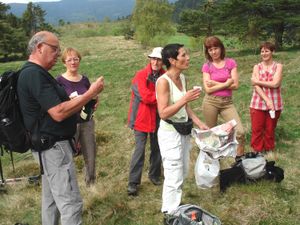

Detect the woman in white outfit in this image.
[156,43,208,214]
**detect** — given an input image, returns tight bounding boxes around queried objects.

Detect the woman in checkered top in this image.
[250,42,283,155]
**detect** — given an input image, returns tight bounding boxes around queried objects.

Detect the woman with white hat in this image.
[127,47,165,196]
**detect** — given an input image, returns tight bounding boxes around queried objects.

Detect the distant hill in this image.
[7,0,178,24]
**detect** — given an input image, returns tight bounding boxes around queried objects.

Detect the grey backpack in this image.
[165,204,222,225]
[239,152,266,180]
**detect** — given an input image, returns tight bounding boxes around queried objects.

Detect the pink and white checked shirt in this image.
[250,62,283,111]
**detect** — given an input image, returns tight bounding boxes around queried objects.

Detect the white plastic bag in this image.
[195,151,220,189]
[192,119,238,159]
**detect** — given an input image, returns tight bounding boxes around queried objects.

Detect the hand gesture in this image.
[184,88,201,103]
[89,76,104,98]
[196,121,209,130]
[266,99,274,110]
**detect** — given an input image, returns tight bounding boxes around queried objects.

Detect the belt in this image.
[55,136,71,142]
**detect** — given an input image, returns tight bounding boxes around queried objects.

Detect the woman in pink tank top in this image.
[250,42,283,156]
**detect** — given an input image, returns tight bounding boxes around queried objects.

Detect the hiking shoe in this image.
[127,184,138,196]
[149,177,162,186]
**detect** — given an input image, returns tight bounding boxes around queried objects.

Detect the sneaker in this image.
[127,184,138,196]
[149,177,162,186]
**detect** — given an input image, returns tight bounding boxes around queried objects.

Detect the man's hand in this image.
[89,76,104,98]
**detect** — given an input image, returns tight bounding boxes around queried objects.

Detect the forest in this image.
[0,1,300,224]
[1,0,299,62]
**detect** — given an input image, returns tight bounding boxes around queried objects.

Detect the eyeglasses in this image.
[42,42,61,54]
[65,57,80,63]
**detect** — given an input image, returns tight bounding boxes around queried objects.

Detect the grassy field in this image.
[0,23,300,225]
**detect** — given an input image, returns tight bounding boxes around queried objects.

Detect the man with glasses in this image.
[127,47,165,196]
[17,31,104,225]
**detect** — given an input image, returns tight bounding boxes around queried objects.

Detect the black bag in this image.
[220,153,284,192]
[164,204,222,225]
[220,166,246,192]
[0,70,32,153]
[165,118,193,135]
[265,161,284,182]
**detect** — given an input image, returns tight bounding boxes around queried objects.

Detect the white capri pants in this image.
[158,128,191,214]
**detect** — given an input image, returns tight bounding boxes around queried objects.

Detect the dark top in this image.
[56,74,93,122]
[56,75,90,96]
[17,61,76,138]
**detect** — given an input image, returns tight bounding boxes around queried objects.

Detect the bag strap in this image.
[0,146,4,184]
[164,119,174,125]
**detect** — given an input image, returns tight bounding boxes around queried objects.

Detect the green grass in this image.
[0,24,300,225]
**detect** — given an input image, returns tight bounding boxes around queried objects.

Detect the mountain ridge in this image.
[7,0,177,24]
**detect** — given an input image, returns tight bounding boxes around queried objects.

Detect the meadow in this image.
[0,23,299,225]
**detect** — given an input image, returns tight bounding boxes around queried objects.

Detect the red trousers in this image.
[250,108,281,152]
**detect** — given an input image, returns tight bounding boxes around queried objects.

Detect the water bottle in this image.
[80,99,97,121]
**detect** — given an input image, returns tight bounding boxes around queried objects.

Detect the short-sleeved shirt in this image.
[56,75,91,122]
[17,61,76,138]
[56,75,90,96]
[202,58,237,97]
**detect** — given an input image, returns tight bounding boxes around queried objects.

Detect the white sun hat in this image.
[148,47,163,59]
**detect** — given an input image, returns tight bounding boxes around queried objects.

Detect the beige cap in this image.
[148,47,163,59]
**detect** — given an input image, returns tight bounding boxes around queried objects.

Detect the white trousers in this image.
[158,128,191,214]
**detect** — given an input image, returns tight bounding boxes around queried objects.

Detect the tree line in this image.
[0,2,55,62]
[1,0,299,61]
[133,0,299,49]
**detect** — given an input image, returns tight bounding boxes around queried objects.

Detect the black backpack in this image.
[0,70,32,153]
[220,152,284,192]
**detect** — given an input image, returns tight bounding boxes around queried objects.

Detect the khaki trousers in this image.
[202,94,245,147]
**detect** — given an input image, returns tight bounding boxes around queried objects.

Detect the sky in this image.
[1,0,61,3]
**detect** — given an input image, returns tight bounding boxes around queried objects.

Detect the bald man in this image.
[17,31,104,225]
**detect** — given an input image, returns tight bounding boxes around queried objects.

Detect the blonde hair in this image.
[61,47,82,63]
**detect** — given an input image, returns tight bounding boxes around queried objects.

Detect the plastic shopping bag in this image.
[195,151,220,189]
[192,119,238,159]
